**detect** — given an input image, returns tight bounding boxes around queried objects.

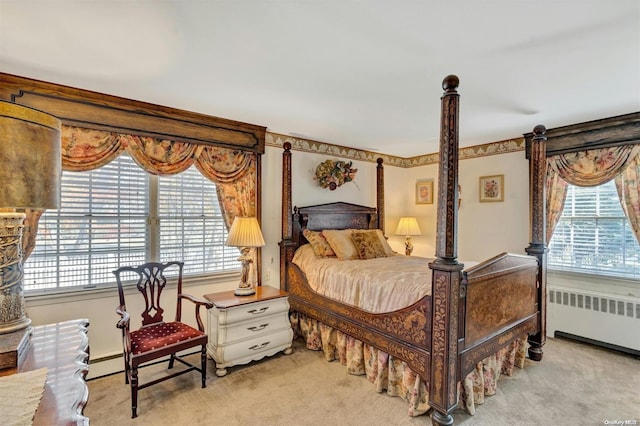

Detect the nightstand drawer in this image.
[217,328,293,363]
[218,313,291,343]
[219,297,289,325]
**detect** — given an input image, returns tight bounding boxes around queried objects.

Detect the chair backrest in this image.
[113,261,185,327]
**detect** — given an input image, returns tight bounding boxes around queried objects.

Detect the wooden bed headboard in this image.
[291,202,379,246]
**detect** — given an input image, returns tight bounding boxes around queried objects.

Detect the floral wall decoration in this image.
[479,174,504,202]
[314,159,358,190]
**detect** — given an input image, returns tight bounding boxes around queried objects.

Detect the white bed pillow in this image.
[322,229,359,260]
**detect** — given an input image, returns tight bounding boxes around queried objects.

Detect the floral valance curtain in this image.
[23,126,258,281]
[546,144,640,244]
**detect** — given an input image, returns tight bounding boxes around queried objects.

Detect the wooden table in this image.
[19,319,90,426]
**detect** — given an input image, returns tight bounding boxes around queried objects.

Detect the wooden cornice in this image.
[524,112,640,158]
[0,73,266,154]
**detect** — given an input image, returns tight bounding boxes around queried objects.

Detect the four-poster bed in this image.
[279,75,548,424]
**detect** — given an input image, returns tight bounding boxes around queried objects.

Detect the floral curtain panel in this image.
[615,155,640,244]
[545,144,640,243]
[23,126,258,281]
[545,168,569,244]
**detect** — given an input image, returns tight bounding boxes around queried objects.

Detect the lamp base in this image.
[234,246,255,296]
[0,212,31,334]
[0,317,32,335]
[234,286,256,296]
[404,236,414,256]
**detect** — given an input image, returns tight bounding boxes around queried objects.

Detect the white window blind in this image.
[548,180,640,279]
[157,168,240,276]
[25,154,241,294]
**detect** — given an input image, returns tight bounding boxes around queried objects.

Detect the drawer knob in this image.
[247,323,269,332]
[248,341,270,351]
[247,307,269,315]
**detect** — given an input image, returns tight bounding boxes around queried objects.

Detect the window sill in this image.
[25,270,241,307]
[548,269,639,298]
[548,268,639,284]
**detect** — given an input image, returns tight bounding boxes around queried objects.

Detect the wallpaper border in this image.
[266,132,525,168]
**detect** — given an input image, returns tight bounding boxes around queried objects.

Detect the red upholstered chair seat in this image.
[131,322,205,355]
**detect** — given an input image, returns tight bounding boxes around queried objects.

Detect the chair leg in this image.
[123,352,130,385]
[201,345,207,388]
[168,353,175,369]
[131,366,139,418]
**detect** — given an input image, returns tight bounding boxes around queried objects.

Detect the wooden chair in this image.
[113,261,213,418]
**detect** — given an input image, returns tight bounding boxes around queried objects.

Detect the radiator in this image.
[547,285,640,353]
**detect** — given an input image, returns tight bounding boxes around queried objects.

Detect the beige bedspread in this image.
[292,244,433,313]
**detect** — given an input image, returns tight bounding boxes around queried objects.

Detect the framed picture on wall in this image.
[416,180,434,204]
[479,175,504,202]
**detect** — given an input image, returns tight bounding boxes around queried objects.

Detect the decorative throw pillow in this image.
[351,229,395,257]
[374,229,396,256]
[351,230,387,259]
[322,229,359,260]
[303,228,335,257]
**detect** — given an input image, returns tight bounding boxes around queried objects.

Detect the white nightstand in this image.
[204,285,293,377]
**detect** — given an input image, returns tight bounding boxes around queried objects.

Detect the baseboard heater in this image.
[547,285,640,356]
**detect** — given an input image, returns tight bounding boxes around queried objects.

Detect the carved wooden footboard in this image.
[458,253,539,378]
[286,262,432,378]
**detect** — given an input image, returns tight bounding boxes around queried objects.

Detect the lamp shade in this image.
[0,101,61,209]
[395,217,421,236]
[226,216,266,247]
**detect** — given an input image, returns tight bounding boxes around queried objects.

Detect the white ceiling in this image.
[1,1,639,157]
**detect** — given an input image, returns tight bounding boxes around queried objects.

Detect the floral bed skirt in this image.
[293,312,527,417]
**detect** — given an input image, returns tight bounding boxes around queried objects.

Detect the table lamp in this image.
[225,216,266,296]
[395,217,421,256]
[0,101,61,334]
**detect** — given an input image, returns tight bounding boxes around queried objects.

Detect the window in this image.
[24,154,240,294]
[156,167,239,274]
[548,180,640,279]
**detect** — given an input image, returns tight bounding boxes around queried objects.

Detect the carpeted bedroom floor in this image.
[85,336,639,425]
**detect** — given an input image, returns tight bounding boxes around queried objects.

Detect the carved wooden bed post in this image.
[279,142,295,292]
[526,125,548,361]
[376,157,385,233]
[428,75,463,426]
